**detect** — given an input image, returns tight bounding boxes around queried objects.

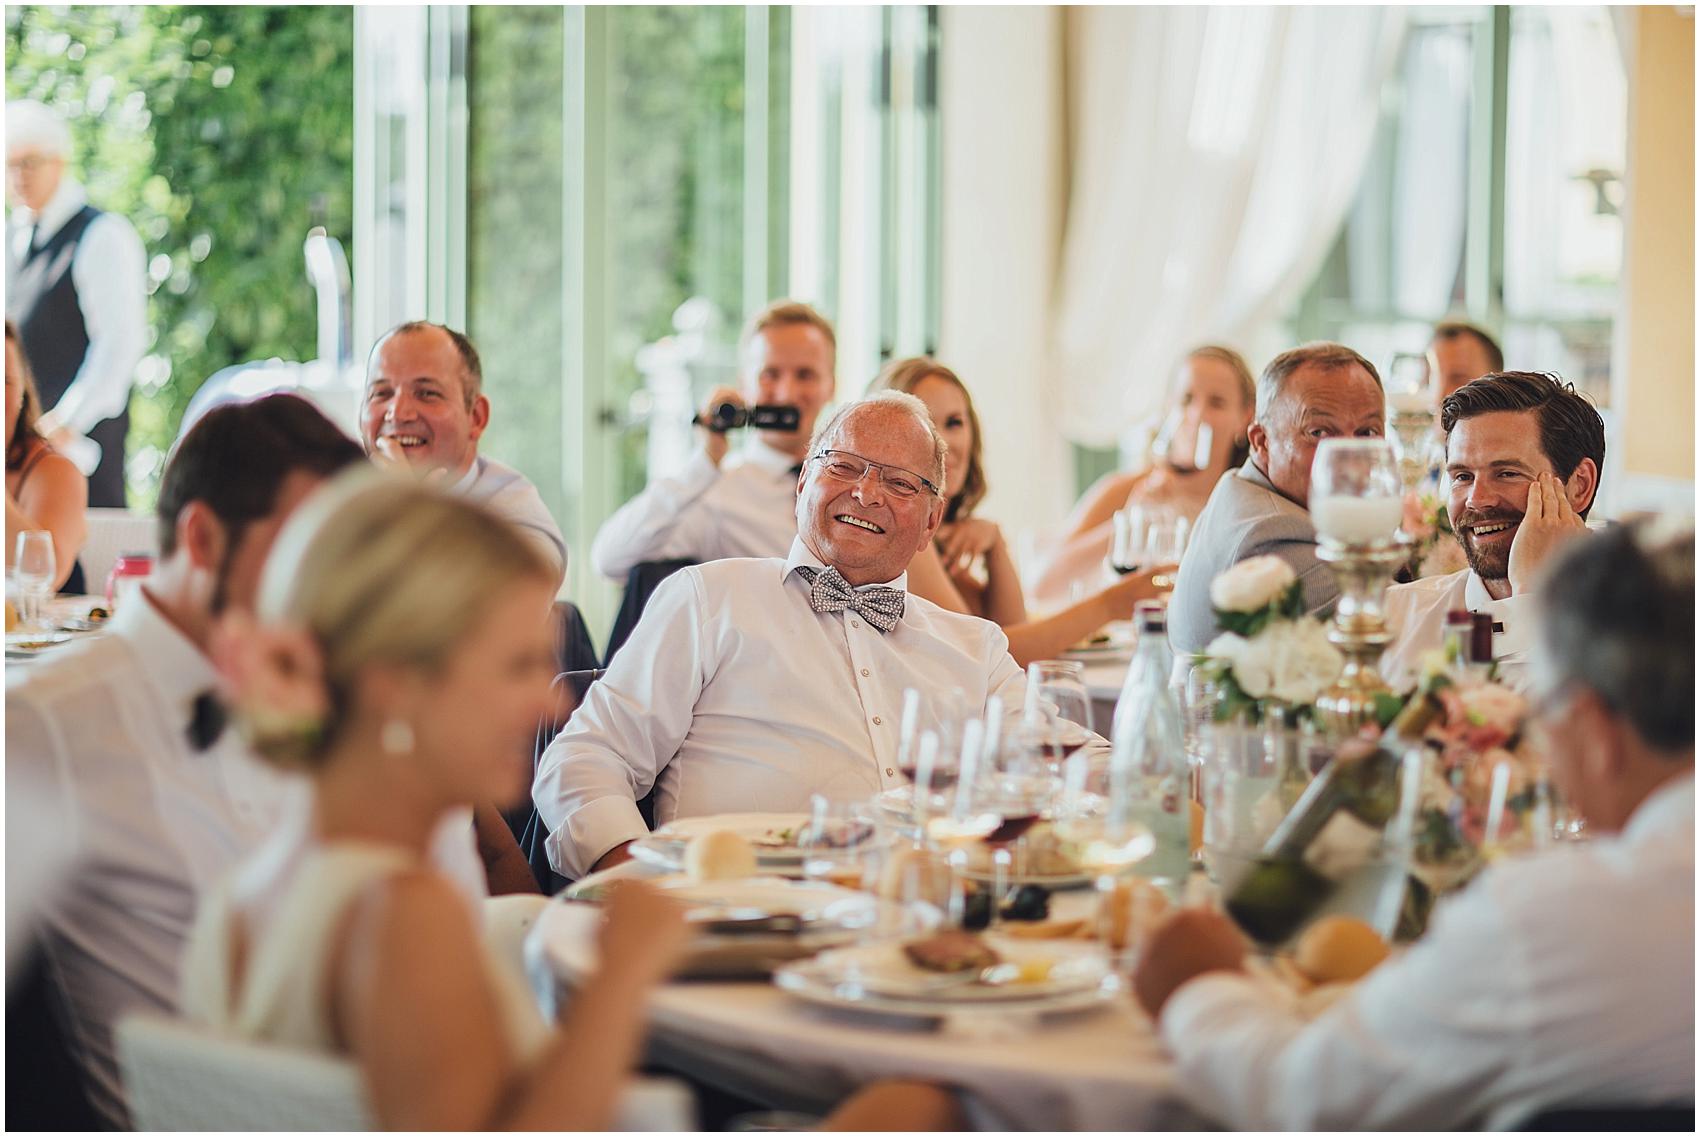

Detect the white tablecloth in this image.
[526,863,1211,1131]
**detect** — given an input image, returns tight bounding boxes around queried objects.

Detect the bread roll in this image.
[1099,877,1170,952]
[683,830,757,881]
[1293,915,1389,984]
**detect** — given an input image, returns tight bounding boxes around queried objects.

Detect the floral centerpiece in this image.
[1395,653,1548,898]
[1399,490,1468,580]
[1192,556,1345,723]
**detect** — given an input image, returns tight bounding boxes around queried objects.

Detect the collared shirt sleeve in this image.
[1160,885,1527,1131]
[589,449,728,580]
[532,568,710,877]
[57,212,149,433]
[1479,591,1538,687]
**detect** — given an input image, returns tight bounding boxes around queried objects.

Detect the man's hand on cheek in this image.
[1509,473,1587,595]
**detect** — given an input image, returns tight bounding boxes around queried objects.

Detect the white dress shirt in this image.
[534,537,1028,878]
[455,454,569,592]
[5,177,148,433]
[1161,775,1696,1131]
[589,438,801,580]
[5,590,486,1128]
[1380,568,1536,692]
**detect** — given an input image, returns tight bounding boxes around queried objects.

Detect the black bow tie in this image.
[187,690,229,752]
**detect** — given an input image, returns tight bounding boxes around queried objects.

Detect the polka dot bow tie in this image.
[795,564,906,634]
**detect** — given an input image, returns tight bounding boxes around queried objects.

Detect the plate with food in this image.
[628,813,820,873]
[6,630,75,658]
[954,822,1101,890]
[1061,621,1136,662]
[773,929,1116,1015]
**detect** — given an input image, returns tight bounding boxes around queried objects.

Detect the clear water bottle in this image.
[1108,600,1192,896]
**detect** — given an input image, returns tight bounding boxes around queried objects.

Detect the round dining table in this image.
[525,860,1214,1131]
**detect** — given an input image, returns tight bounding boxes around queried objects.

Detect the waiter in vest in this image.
[6,100,147,507]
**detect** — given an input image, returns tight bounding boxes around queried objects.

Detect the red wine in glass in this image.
[1111,558,1144,577]
[984,812,1041,845]
[899,765,960,791]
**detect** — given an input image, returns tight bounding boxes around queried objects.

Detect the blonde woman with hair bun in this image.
[180,471,693,1130]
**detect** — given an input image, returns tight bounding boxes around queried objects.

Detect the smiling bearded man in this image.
[532,391,1063,879]
[1379,371,1605,691]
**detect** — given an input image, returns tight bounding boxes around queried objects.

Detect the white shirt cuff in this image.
[553,794,652,879]
[1481,591,1537,661]
[1160,969,1287,1049]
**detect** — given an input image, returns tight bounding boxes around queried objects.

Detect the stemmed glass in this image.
[1023,660,1094,763]
[798,795,882,889]
[13,531,56,629]
[976,726,1063,928]
[1309,439,1403,547]
[1109,506,1149,577]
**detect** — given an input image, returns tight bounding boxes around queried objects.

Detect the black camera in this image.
[693,402,802,433]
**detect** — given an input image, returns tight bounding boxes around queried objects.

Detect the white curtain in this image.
[1048,6,1408,447]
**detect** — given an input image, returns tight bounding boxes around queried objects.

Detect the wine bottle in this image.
[1106,601,1192,895]
[1224,694,1438,946]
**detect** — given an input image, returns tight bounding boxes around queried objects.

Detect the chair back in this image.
[116,1015,372,1131]
[117,1014,697,1131]
[604,558,695,665]
[1520,1102,1696,1131]
[77,508,158,599]
[518,669,606,893]
[499,601,602,843]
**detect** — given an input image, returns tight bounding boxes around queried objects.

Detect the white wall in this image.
[936,6,1073,554]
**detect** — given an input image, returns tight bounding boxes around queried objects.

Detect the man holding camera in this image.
[589,300,837,579]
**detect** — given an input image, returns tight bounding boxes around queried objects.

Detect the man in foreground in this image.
[6,396,490,1127]
[589,300,837,579]
[362,320,567,591]
[1169,342,1385,655]
[536,392,1030,879]
[1380,371,1604,689]
[1135,521,1694,1129]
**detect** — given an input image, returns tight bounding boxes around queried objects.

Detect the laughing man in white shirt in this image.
[1133,521,1694,1131]
[6,396,486,1128]
[589,300,838,580]
[1381,372,1604,691]
[538,391,1031,879]
[362,321,568,593]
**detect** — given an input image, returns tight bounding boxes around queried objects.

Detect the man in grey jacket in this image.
[1169,342,1385,655]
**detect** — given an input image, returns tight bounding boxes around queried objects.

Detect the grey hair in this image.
[1533,518,1694,752]
[1255,341,1383,422]
[807,390,948,494]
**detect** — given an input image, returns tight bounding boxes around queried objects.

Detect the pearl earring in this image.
[380,718,415,756]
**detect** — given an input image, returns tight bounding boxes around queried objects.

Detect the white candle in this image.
[1311,494,1403,544]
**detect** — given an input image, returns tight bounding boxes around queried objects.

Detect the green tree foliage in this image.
[5,5,353,506]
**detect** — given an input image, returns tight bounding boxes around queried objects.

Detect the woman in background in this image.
[874,357,1172,668]
[6,320,87,592]
[1029,345,1255,609]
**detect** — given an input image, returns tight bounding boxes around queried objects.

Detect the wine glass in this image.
[1109,505,1149,576]
[1023,660,1094,762]
[1143,508,1189,588]
[977,726,1064,928]
[13,531,56,629]
[1309,439,1402,547]
[798,796,882,889]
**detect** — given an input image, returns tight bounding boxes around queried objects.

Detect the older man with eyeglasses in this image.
[535,391,1035,878]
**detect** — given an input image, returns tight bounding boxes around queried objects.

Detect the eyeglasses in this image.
[810,449,940,499]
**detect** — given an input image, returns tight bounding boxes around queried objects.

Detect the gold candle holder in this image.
[1389,409,1438,493]
[1314,537,1409,736]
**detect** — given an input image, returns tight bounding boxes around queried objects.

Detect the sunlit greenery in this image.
[5,5,353,506]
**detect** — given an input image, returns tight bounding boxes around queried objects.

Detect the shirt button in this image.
[886,768,895,777]
[860,668,870,677]
[872,715,883,726]
[851,619,862,628]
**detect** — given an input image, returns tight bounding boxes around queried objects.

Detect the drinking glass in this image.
[1308,439,1402,547]
[13,530,56,628]
[1023,660,1093,764]
[1109,505,1149,576]
[798,796,883,888]
[978,725,1065,926]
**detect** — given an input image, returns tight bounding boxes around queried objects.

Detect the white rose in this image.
[1210,555,1298,613]
[1250,620,1345,706]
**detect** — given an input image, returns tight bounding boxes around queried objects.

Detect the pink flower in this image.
[1401,491,1435,541]
[211,610,330,746]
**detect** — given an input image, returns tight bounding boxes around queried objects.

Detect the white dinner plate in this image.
[773,935,1117,1017]
[6,630,75,658]
[629,812,815,872]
